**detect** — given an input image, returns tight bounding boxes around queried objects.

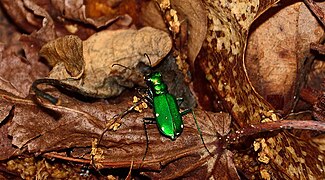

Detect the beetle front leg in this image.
[180,108,191,116]
[176,97,184,107]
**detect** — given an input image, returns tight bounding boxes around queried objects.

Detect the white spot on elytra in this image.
[156,113,159,117]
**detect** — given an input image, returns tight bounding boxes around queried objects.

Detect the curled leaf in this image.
[40,35,84,78]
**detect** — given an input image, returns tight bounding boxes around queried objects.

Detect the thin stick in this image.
[32,79,59,104]
[226,120,325,144]
[304,0,325,27]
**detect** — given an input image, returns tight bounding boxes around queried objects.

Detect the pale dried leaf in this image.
[41,27,172,98]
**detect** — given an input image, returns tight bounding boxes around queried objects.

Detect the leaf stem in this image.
[226,120,325,144]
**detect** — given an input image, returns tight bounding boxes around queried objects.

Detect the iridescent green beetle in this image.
[142,53,210,144]
[144,71,187,140]
[134,57,212,159]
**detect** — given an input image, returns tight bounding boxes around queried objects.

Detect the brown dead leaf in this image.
[0,6,48,98]
[0,45,48,98]
[151,0,207,82]
[137,1,167,31]
[198,0,279,127]
[2,0,134,66]
[0,101,13,124]
[167,0,207,67]
[246,1,325,113]
[0,121,22,161]
[1,0,43,33]
[6,91,106,152]
[1,87,237,178]
[18,0,57,64]
[308,60,325,92]
[0,0,324,179]
[143,150,239,180]
[51,0,124,28]
[0,92,25,161]
[37,27,172,99]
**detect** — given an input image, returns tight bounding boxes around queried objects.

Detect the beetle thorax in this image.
[146,72,168,95]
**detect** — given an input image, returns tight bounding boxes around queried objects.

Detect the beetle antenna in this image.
[143,53,152,67]
[111,63,132,70]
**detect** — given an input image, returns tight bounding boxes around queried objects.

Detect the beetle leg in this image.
[180,108,191,116]
[136,88,154,107]
[176,97,184,107]
[136,87,147,96]
[181,109,213,156]
[141,117,156,162]
[143,117,156,124]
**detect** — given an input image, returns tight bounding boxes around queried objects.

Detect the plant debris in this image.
[0,0,324,179]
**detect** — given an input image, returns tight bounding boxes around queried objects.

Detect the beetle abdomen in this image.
[153,94,183,140]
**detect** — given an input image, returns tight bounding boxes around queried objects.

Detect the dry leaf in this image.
[246,1,325,112]
[161,0,207,67]
[51,0,124,28]
[308,60,325,92]
[1,0,134,32]
[0,45,48,98]
[0,91,25,161]
[3,0,135,66]
[198,0,279,127]
[38,27,172,98]
[1,89,237,179]
[0,0,324,179]
[40,35,84,78]
[1,0,43,33]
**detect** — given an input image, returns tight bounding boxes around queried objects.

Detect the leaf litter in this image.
[0,0,324,179]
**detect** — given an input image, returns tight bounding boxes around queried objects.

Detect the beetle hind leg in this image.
[141,117,156,162]
[182,109,214,156]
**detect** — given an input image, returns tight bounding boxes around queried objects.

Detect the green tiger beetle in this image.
[101,54,212,160]
[144,70,184,140]
[123,54,212,158]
